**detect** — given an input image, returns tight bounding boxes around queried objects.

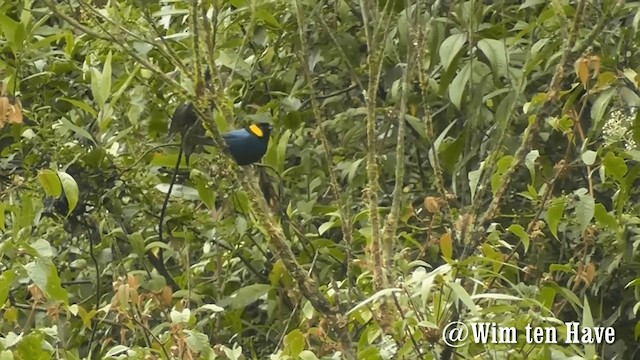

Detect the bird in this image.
[156,103,273,291]
[168,102,272,166]
[221,122,272,165]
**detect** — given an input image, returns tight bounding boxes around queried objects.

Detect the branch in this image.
[380,29,416,277]
[461,0,588,259]
[292,0,357,306]
[358,0,395,291]
[43,0,189,98]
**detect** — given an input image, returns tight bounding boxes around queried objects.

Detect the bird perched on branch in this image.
[155,102,273,290]
[221,122,272,165]
[169,102,272,165]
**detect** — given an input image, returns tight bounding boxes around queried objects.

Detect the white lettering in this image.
[471,323,517,344]
[565,322,616,344]
[526,324,557,344]
[565,322,580,343]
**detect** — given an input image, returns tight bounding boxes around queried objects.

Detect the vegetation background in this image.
[1,0,639,359]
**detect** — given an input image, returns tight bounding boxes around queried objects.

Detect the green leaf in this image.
[185,330,211,353]
[0,202,4,231]
[255,8,281,29]
[525,150,539,180]
[405,115,427,139]
[556,285,582,306]
[31,239,53,258]
[539,285,556,310]
[46,262,69,304]
[495,92,517,133]
[448,62,471,110]
[519,0,546,9]
[101,51,113,106]
[218,50,252,78]
[111,63,139,104]
[90,67,104,109]
[0,14,26,50]
[219,284,271,309]
[468,166,483,202]
[594,204,616,229]
[60,117,97,145]
[144,241,173,252]
[235,216,247,235]
[299,350,320,360]
[347,288,402,315]
[620,87,640,107]
[15,333,47,360]
[448,282,479,316]
[0,270,15,307]
[37,170,62,198]
[581,150,597,166]
[57,171,79,216]
[150,153,189,168]
[24,261,48,293]
[105,345,130,357]
[491,155,515,194]
[347,158,365,184]
[284,329,305,356]
[576,194,595,234]
[318,220,335,235]
[508,224,530,254]
[0,350,13,360]
[603,152,627,181]
[547,197,566,240]
[155,184,200,200]
[231,190,251,214]
[276,129,291,173]
[196,182,216,210]
[128,231,146,256]
[58,98,98,117]
[590,88,615,128]
[439,33,467,70]
[477,38,508,78]
[582,299,596,359]
[439,233,453,259]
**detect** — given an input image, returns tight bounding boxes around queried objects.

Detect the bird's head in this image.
[248,122,273,140]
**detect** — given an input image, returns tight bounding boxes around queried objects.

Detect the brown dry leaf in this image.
[47,304,61,322]
[0,96,9,126]
[7,98,23,124]
[28,283,44,303]
[0,82,6,97]
[576,58,590,89]
[127,273,139,289]
[424,196,441,213]
[160,285,173,306]
[589,55,601,79]
[585,262,596,285]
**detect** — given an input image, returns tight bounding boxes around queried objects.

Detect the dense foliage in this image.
[1,0,640,359]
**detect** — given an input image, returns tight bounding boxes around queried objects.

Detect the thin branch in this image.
[43,0,189,97]
[381,16,416,277]
[359,0,395,291]
[292,0,357,306]
[77,0,189,77]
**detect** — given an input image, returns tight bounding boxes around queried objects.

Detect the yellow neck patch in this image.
[249,124,264,138]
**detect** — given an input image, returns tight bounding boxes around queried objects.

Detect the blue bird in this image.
[222,123,272,165]
[169,102,272,166]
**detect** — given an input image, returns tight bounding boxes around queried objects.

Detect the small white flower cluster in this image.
[379,334,398,360]
[602,108,637,151]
